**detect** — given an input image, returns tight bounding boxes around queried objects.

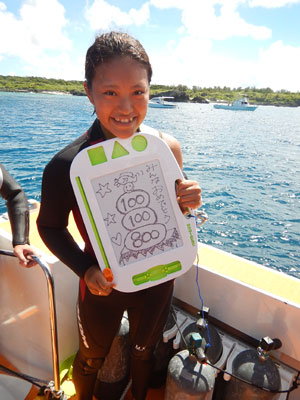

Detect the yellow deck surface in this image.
[197,244,300,306]
[0,203,84,257]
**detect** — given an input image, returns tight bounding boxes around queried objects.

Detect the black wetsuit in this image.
[37,119,174,400]
[0,163,29,246]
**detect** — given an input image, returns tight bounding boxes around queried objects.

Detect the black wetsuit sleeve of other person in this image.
[0,163,29,246]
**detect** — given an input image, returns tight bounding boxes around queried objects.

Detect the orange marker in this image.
[103,268,114,282]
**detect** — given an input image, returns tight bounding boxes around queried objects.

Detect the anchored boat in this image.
[214,97,257,111]
[148,97,176,109]
[0,202,299,399]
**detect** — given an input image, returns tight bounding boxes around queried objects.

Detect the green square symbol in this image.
[88,146,107,166]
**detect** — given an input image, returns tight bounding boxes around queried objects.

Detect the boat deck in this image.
[1,203,300,399]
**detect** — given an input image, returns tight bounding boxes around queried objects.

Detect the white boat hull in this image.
[214,104,257,111]
[148,102,176,108]
[1,205,300,398]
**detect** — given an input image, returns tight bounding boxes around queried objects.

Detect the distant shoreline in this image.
[1,89,300,107]
[1,75,300,107]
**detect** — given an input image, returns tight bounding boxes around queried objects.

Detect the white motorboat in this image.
[0,202,299,399]
[214,97,257,111]
[148,97,176,109]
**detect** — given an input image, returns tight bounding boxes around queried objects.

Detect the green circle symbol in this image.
[132,135,148,152]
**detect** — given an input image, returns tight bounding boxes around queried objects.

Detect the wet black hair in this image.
[85,31,152,88]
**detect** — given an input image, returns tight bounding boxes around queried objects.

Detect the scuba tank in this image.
[164,307,217,399]
[149,306,178,388]
[165,348,215,399]
[224,336,282,400]
[181,306,223,365]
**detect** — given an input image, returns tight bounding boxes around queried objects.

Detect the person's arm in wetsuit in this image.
[0,163,37,266]
[36,152,97,280]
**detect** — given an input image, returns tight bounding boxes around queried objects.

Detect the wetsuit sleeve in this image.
[37,156,96,279]
[0,163,29,246]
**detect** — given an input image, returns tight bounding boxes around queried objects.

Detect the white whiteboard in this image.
[70,132,197,292]
[91,159,183,267]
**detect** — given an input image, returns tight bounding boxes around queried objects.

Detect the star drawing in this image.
[104,213,116,226]
[96,182,111,198]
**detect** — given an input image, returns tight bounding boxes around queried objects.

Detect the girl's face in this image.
[84,57,150,140]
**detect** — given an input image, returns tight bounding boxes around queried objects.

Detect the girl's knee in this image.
[74,352,104,375]
[131,344,153,361]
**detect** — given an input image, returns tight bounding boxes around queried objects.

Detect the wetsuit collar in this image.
[87,118,141,145]
[87,119,106,145]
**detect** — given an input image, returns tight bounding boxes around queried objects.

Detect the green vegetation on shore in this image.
[0,75,85,96]
[1,75,300,107]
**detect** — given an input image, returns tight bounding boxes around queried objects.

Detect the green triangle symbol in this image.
[111,141,129,159]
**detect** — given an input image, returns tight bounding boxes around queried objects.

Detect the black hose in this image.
[0,363,48,388]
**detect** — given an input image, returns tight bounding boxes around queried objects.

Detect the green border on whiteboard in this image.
[75,176,110,269]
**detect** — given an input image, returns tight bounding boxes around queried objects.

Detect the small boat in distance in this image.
[148,96,176,109]
[214,96,257,111]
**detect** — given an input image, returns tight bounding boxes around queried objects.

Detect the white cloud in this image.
[23,53,85,81]
[0,0,71,62]
[257,41,300,90]
[151,0,271,41]
[147,0,300,90]
[249,0,300,8]
[20,0,71,50]
[150,0,184,9]
[150,35,257,88]
[85,0,150,31]
[151,37,300,91]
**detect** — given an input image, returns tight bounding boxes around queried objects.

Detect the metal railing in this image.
[0,249,64,399]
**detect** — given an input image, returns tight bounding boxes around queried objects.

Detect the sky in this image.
[1,0,300,91]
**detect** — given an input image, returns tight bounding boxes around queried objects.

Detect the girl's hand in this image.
[13,244,39,267]
[84,265,115,296]
[176,179,202,212]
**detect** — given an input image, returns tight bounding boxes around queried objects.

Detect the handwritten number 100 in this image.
[120,194,145,213]
[128,211,151,228]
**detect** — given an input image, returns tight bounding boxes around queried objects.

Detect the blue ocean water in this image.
[1,91,299,277]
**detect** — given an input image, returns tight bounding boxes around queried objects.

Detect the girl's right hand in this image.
[84,265,115,296]
[13,244,40,268]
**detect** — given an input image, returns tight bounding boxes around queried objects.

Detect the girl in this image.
[37,31,202,400]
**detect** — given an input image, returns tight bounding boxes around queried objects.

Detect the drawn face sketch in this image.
[92,160,183,267]
[114,172,137,193]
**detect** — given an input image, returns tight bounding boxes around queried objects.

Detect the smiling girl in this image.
[37,32,202,400]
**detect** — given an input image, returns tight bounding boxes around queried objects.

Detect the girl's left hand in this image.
[176,179,202,212]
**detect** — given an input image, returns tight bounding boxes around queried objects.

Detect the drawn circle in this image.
[151,230,159,239]
[122,207,157,231]
[131,232,140,240]
[133,238,143,248]
[132,135,148,152]
[142,232,151,243]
